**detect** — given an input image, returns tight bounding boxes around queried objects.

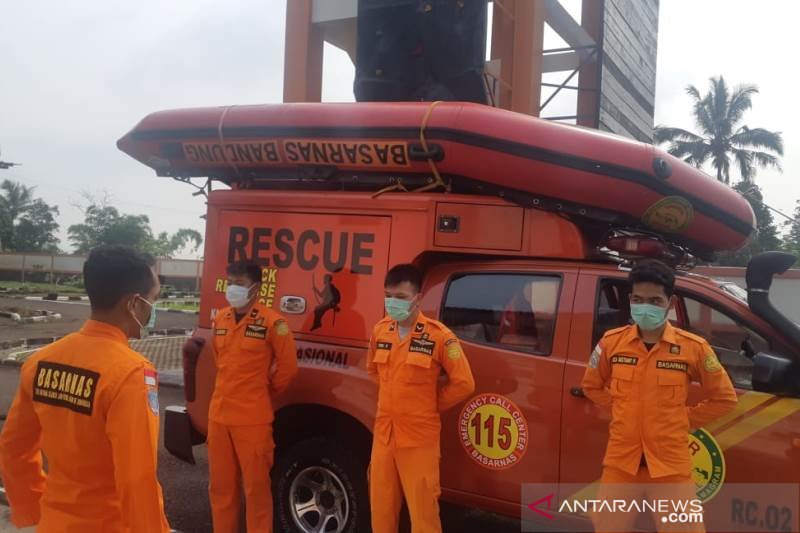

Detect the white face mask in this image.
[131,295,155,338]
[226,283,255,309]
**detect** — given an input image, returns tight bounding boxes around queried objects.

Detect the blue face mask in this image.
[630,303,667,331]
[384,297,413,322]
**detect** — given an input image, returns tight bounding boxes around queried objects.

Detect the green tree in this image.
[0,180,60,252]
[68,203,202,257]
[12,199,61,252]
[654,76,783,184]
[149,228,203,257]
[717,183,781,266]
[782,201,800,258]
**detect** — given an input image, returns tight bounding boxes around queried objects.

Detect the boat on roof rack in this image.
[117,101,756,260]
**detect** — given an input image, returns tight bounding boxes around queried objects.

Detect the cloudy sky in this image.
[1,0,798,258]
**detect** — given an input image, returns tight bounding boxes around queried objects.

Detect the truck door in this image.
[559,269,619,489]
[561,270,800,531]
[421,262,578,506]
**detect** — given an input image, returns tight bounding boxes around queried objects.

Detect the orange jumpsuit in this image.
[581,323,737,533]
[0,320,170,533]
[208,302,298,533]
[366,312,475,533]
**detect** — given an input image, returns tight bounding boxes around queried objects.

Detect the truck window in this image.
[593,278,767,390]
[441,274,561,356]
[680,295,765,390]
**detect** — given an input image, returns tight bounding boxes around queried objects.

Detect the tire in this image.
[274,436,370,533]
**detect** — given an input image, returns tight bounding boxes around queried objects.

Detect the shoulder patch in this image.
[275,320,290,336]
[148,390,159,415]
[144,368,158,387]
[588,344,602,368]
[703,353,722,373]
[446,343,462,360]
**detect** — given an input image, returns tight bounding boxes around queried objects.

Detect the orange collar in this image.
[80,320,129,345]
[629,321,679,347]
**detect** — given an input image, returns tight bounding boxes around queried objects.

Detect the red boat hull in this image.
[117,102,756,255]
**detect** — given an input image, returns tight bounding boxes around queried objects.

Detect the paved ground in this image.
[0,296,198,344]
[0,377,523,533]
[0,313,530,532]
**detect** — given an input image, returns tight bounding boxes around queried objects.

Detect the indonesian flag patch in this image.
[144,368,158,387]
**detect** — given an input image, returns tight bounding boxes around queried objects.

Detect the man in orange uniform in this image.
[0,245,171,532]
[367,264,475,533]
[203,260,298,532]
[582,259,737,532]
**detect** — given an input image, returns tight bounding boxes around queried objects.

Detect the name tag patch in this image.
[215,328,227,336]
[376,341,392,351]
[656,360,688,372]
[244,324,267,339]
[33,361,100,416]
[409,338,436,357]
[610,355,639,366]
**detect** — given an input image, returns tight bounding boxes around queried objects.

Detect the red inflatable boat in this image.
[117,101,755,257]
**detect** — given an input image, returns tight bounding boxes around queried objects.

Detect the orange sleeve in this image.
[105,364,170,533]
[366,331,378,383]
[0,360,46,528]
[437,334,476,411]
[269,319,298,396]
[687,343,738,429]
[581,339,613,408]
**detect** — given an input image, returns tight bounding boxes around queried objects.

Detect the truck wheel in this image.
[274,437,370,533]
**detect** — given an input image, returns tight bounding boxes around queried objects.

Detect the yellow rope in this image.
[371,178,409,198]
[372,100,448,198]
[217,105,241,179]
[413,100,449,193]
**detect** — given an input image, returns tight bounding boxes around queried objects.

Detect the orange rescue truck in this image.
[118,104,800,533]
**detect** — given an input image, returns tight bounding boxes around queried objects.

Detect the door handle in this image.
[570,386,585,398]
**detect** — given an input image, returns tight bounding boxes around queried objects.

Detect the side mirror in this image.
[751,352,796,394]
[740,336,756,359]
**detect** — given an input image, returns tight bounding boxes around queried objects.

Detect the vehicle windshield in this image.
[720,282,748,303]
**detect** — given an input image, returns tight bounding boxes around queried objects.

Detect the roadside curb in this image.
[22,295,88,302]
[0,311,62,323]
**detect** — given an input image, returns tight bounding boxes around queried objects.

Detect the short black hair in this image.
[384,264,422,293]
[84,245,156,311]
[226,260,262,284]
[629,259,675,297]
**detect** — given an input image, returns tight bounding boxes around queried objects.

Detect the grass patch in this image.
[156,300,200,312]
[0,281,85,294]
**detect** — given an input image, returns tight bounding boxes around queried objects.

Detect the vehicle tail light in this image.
[605,237,669,258]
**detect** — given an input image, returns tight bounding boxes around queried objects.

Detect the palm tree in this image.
[0,180,35,250]
[654,76,783,184]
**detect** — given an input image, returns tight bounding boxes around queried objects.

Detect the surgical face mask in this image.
[132,296,155,338]
[226,283,255,309]
[385,297,413,322]
[630,303,668,331]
